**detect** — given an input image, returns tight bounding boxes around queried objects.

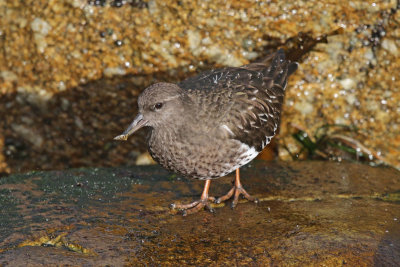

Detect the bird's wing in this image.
[178,50,297,151]
[220,50,298,151]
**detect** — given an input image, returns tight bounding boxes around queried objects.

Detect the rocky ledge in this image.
[0,161,399,265]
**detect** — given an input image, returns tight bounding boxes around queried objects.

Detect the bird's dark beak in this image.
[114,113,148,141]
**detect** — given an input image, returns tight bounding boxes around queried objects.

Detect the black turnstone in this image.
[115,49,298,215]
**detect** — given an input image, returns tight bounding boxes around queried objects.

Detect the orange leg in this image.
[170,179,216,216]
[216,168,258,208]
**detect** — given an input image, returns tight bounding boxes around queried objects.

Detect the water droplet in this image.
[58,81,66,91]
[114,40,123,46]
[111,0,124,8]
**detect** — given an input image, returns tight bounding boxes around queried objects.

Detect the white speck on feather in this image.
[221,124,235,136]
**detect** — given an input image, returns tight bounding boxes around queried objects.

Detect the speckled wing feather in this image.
[223,50,298,151]
[178,49,297,151]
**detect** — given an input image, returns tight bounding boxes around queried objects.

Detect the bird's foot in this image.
[170,196,216,216]
[216,185,259,208]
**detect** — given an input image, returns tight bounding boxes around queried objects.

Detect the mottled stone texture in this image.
[0,0,399,172]
[0,161,399,265]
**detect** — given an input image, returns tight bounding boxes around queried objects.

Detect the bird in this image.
[114,49,298,215]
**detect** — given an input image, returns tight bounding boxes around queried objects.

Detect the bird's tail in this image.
[265,49,298,89]
[244,49,298,90]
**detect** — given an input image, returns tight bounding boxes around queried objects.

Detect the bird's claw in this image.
[217,185,258,208]
[170,197,216,216]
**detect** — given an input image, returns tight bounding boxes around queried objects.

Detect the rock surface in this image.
[0,0,400,173]
[0,161,399,265]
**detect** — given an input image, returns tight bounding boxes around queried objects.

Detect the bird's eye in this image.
[154,102,163,110]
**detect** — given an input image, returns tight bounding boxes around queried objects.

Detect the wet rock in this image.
[0,161,399,265]
[0,71,17,83]
[10,124,44,148]
[103,66,127,77]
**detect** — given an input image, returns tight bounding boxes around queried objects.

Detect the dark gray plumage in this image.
[115,49,298,215]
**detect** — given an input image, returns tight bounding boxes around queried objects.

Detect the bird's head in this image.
[114,82,184,141]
